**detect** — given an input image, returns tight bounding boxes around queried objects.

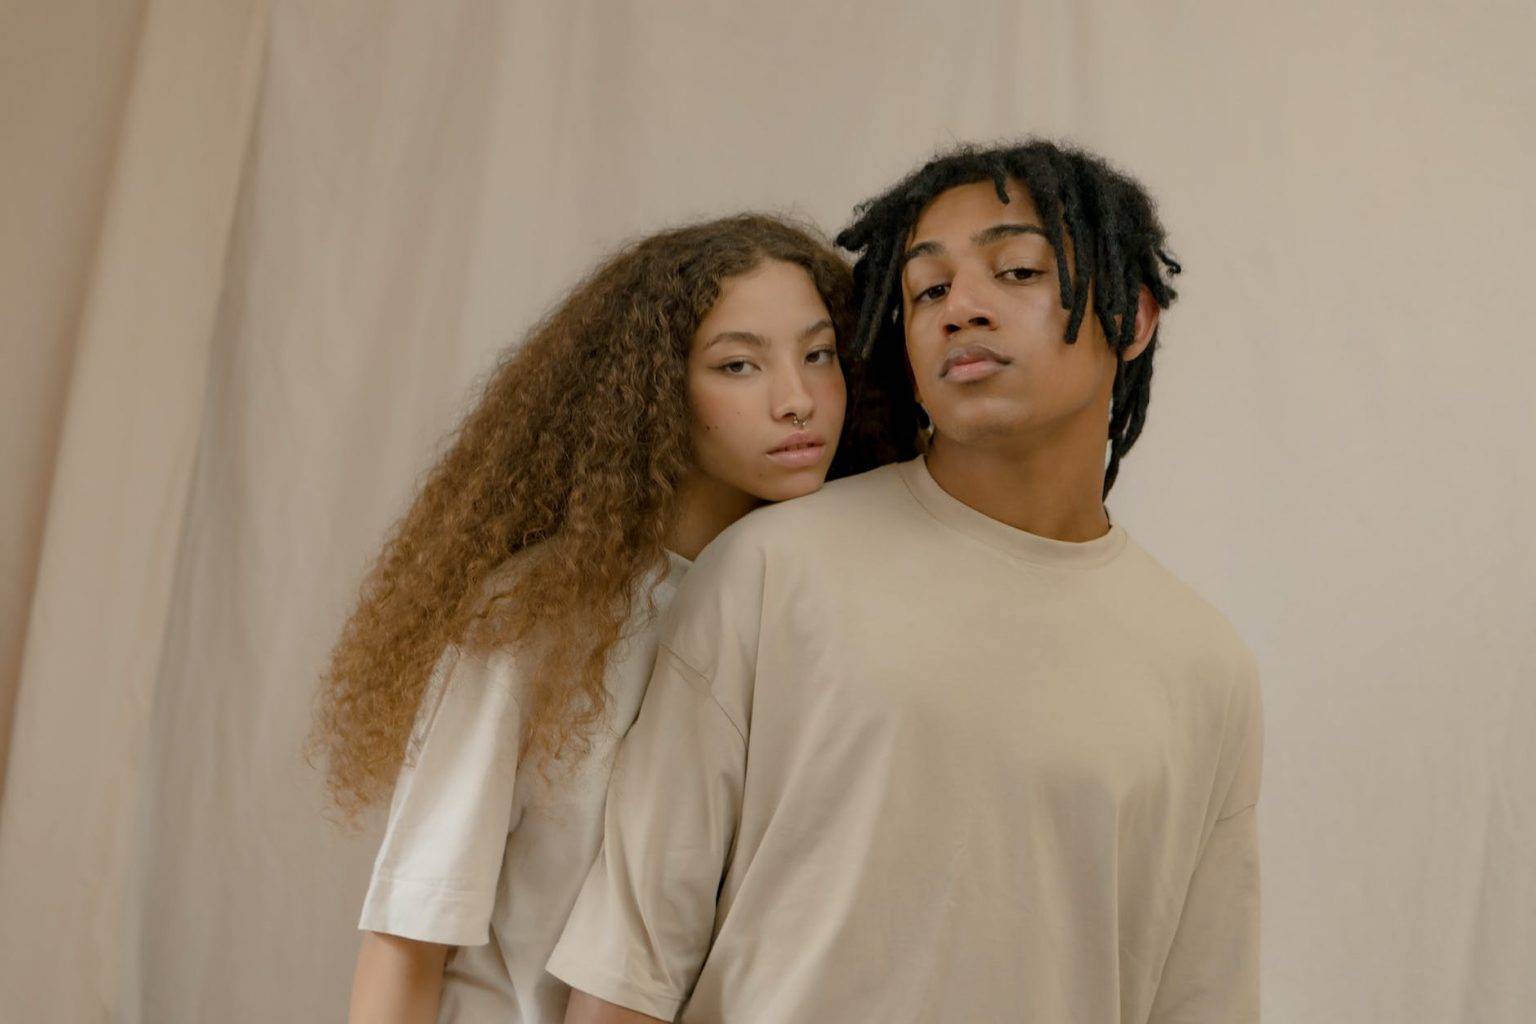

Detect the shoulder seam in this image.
[1215,802,1257,823]
[657,641,747,746]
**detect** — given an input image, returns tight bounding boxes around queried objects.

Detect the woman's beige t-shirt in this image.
[547,456,1263,1023]
[357,550,691,1023]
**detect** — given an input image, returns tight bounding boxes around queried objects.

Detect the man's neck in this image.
[924,431,1112,543]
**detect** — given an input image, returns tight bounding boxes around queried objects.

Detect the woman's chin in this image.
[754,468,830,504]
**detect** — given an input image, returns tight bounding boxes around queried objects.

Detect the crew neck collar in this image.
[896,455,1127,570]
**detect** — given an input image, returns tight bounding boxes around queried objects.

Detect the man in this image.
[548,138,1264,1023]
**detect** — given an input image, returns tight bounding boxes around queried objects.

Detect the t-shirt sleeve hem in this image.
[544,952,684,1021]
[356,874,494,947]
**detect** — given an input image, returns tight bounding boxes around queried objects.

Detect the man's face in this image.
[900,178,1121,452]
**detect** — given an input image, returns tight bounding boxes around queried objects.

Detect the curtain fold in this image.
[0,1,269,1019]
[0,0,148,802]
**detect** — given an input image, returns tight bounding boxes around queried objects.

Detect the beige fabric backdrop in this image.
[2,1,1532,1021]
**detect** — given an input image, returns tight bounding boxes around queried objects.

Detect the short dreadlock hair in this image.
[835,138,1182,497]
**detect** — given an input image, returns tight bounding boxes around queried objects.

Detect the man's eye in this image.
[807,348,837,365]
[1001,267,1040,281]
[916,283,949,303]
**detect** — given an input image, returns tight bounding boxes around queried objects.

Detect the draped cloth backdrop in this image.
[2,2,1532,1021]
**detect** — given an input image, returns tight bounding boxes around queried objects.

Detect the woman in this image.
[312,214,898,1023]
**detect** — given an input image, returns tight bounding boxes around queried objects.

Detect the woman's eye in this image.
[1001,267,1040,282]
[720,359,756,375]
[915,282,949,303]
[807,348,837,365]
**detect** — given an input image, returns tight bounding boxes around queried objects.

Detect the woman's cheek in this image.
[824,372,849,416]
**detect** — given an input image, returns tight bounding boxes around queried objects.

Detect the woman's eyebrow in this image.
[799,318,833,340]
[705,330,766,350]
[707,318,832,350]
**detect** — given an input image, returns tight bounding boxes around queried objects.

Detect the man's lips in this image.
[939,343,1013,380]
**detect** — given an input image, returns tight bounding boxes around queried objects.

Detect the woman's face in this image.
[687,258,847,502]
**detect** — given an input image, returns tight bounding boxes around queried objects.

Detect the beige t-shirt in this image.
[357,549,691,1024]
[547,456,1263,1023]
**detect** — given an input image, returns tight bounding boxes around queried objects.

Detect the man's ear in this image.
[1124,284,1160,361]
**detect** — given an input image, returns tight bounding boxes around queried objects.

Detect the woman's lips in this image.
[767,432,826,468]
[939,343,1013,382]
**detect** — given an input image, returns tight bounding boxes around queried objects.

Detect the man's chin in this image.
[929,403,1036,447]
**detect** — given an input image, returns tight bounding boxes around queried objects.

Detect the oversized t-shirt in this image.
[547,456,1263,1023]
[357,549,691,1023]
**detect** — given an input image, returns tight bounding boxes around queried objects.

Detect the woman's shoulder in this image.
[460,541,679,665]
[423,547,545,711]
[474,540,681,606]
[471,545,540,610]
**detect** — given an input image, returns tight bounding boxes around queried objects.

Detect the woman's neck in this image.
[665,471,762,560]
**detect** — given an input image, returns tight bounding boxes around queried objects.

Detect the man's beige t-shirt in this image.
[548,456,1263,1023]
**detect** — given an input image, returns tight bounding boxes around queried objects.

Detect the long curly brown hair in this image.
[310,213,909,822]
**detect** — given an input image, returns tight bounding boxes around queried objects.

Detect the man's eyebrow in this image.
[900,223,1050,268]
[972,223,1048,247]
[899,241,943,269]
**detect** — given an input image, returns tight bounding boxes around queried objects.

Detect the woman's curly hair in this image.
[310,213,902,822]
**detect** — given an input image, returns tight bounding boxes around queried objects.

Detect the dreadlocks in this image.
[835,139,1182,497]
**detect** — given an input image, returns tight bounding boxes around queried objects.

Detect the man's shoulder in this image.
[709,463,909,552]
[1118,537,1259,685]
[657,469,907,691]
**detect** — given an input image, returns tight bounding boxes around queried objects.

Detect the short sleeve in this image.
[356,644,523,946]
[1148,649,1264,1023]
[544,647,746,1020]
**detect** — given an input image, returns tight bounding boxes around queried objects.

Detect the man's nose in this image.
[941,272,997,335]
